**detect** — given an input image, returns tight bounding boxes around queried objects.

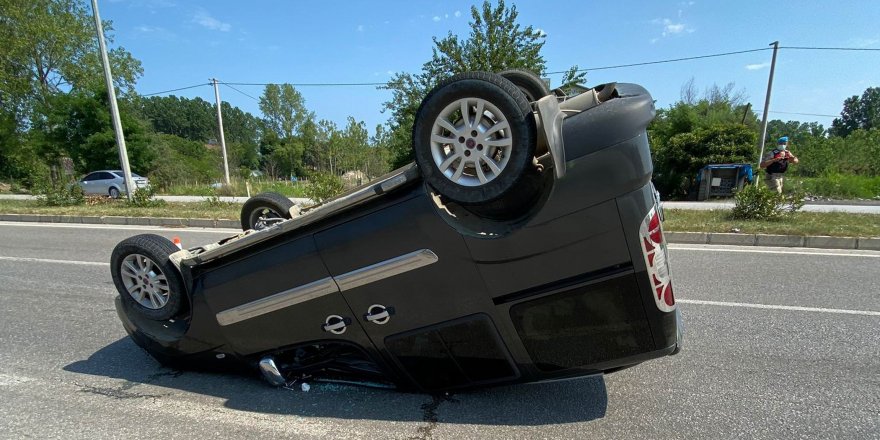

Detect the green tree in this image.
[35,89,153,174]
[0,0,142,121]
[380,0,582,169]
[766,119,825,146]
[137,96,214,142]
[653,124,757,198]
[830,87,880,137]
[259,84,312,139]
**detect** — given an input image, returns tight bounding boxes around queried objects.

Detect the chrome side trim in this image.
[216,277,338,326]
[335,249,439,292]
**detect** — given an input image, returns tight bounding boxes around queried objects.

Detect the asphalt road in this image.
[0,222,877,439]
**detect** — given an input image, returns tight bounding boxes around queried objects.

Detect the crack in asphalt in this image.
[410,394,457,440]
[76,381,166,400]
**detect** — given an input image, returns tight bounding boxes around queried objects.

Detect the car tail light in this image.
[639,206,675,312]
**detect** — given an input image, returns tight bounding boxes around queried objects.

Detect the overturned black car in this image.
[110,71,681,393]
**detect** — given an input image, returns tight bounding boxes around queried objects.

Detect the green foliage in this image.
[126,186,165,208]
[34,176,85,206]
[830,87,880,137]
[787,174,880,199]
[380,0,576,169]
[35,89,154,173]
[259,84,312,139]
[0,0,142,125]
[653,124,757,198]
[147,134,221,190]
[789,128,880,177]
[303,171,343,203]
[731,184,804,221]
[137,95,215,141]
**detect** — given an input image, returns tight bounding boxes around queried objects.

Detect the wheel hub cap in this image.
[120,254,170,309]
[430,97,513,187]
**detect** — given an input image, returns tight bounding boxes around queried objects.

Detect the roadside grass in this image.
[786,174,880,199]
[160,180,309,198]
[663,209,880,237]
[0,199,240,219]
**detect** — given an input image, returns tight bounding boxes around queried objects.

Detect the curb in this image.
[0,213,877,251]
[664,231,879,250]
[0,213,240,229]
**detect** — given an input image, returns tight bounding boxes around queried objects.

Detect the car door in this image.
[79,172,98,194]
[314,194,519,390]
[95,171,115,195]
[196,234,376,357]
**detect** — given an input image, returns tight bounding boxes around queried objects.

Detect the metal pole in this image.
[757,41,780,172]
[212,78,231,185]
[90,0,135,200]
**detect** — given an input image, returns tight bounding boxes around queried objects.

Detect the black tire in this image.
[412,72,537,205]
[111,234,184,321]
[109,187,120,198]
[240,192,294,230]
[499,69,551,103]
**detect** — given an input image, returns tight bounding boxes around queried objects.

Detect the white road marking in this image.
[0,221,236,233]
[678,299,880,317]
[0,256,108,266]
[669,244,880,258]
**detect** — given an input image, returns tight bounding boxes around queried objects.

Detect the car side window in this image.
[98,172,114,180]
[82,173,98,182]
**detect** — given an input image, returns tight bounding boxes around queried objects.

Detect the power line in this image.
[767,110,839,118]
[222,81,387,87]
[545,47,773,74]
[780,46,880,52]
[141,83,210,97]
[138,45,879,95]
[220,82,259,101]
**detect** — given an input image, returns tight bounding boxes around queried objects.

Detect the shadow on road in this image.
[64,337,608,426]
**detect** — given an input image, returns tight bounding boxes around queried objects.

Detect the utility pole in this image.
[211,78,231,186]
[90,0,135,200]
[757,41,780,175]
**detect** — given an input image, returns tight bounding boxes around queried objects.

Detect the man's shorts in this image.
[765,173,784,193]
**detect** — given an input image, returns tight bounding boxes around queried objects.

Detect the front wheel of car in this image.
[412,72,537,205]
[111,234,185,321]
[240,192,294,230]
[109,187,120,198]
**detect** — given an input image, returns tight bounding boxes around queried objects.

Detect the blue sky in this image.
[102,0,880,135]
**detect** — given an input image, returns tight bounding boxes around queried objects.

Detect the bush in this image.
[653,123,757,199]
[126,186,165,208]
[303,172,343,203]
[35,179,85,207]
[730,183,804,221]
[786,173,880,199]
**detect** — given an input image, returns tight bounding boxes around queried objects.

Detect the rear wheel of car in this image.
[111,234,184,321]
[240,192,294,230]
[498,69,551,103]
[412,72,537,205]
[109,187,120,198]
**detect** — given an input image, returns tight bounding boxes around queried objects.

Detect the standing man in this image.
[760,136,799,193]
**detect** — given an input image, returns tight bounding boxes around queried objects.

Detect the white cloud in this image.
[432,16,441,22]
[193,10,231,32]
[445,13,449,19]
[745,62,770,71]
[849,37,879,48]
[454,10,461,17]
[356,24,364,32]
[535,28,547,37]
[650,38,659,44]
[653,18,691,38]
[134,25,176,40]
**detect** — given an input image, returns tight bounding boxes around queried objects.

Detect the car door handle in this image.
[321,315,351,334]
[364,304,394,325]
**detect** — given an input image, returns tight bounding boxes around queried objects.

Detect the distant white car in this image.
[77,170,149,198]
